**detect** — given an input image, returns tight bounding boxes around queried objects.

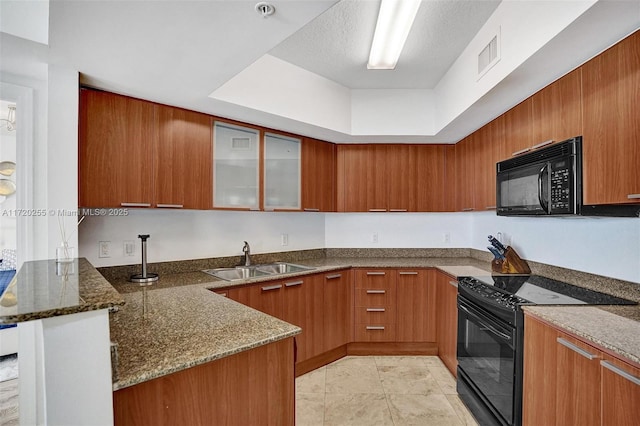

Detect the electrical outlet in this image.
[281,233,289,246]
[443,232,451,243]
[124,241,136,256]
[99,241,111,258]
[371,232,379,243]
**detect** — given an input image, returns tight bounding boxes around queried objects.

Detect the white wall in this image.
[78,209,326,267]
[0,0,49,45]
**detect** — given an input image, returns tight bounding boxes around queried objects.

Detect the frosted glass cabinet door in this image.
[264,133,301,210]
[213,122,260,209]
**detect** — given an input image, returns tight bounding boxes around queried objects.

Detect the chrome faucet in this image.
[242,241,251,266]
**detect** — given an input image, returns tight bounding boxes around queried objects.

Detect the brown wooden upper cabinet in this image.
[301,138,336,212]
[473,116,506,211]
[455,136,474,212]
[503,98,534,159]
[337,144,449,212]
[79,89,212,209]
[581,31,640,205]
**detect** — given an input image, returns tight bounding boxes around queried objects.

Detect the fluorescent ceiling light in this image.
[368,0,422,70]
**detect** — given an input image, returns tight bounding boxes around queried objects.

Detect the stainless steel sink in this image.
[202,266,272,281]
[255,262,314,275]
[202,262,314,281]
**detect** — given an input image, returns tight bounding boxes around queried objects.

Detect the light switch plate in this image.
[98,241,111,258]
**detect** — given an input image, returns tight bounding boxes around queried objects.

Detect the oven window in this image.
[458,301,515,425]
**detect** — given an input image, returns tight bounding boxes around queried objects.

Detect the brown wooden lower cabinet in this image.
[523,313,640,426]
[435,271,458,377]
[113,337,294,426]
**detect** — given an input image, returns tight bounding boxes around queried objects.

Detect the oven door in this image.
[457,295,516,426]
[497,160,550,215]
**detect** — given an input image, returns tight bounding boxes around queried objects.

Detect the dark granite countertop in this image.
[0,258,124,324]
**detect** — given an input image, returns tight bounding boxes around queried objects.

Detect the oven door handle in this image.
[458,303,513,342]
[538,163,550,213]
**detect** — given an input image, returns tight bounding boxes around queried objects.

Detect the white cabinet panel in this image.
[264,133,300,210]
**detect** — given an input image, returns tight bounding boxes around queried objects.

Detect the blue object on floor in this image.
[0,270,16,330]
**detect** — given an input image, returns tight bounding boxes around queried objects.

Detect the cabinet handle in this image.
[303,208,320,212]
[261,284,282,291]
[156,204,184,209]
[366,326,385,330]
[389,209,408,212]
[366,290,386,294]
[368,209,387,212]
[366,272,386,276]
[485,206,497,210]
[512,147,531,157]
[121,202,151,207]
[366,308,385,312]
[398,271,418,275]
[217,292,227,297]
[600,360,640,386]
[557,337,598,360]
[249,207,261,211]
[284,280,303,287]
[628,194,640,200]
[325,273,342,280]
[532,139,554,150]
[449,281,458,288]
[461,208,474,212]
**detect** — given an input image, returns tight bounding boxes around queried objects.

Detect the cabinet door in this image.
[396,269,436,342]
[264,133,301,210]
[455,136,475,212]
[156,105,212,209]
[532,68,583,145]
[435,272,458,377]
[555,332,602,425]
[213,122,260,209]
[503,98,534,158]
[301,138,335,212]
[474,116,505,211]
[386,145,416,212]
[415,146,447,212]
[282,275,324,363]
[522,315,559,426]
[443,145,457,212]
[230,282,284,319]
[79,89,155,208]
[337,145,388,212]
[323,270,352,351]
[582,31,640,205]
[600,356,640,426]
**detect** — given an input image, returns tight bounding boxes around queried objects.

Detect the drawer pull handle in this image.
[325,274,342,280]
[366,290,386,294]
[398,271,418,275]
[389,209,407,212]
[261,284,282,291]
[366,272,386,276]
[218,292,227,297]
[303,208,320,212]
[366,308,385,312]
[557,337,598,360]
[368,209,387,212]
[156,204,184,209]
[366,326,385,330]
[461,208,474,212]
[532,139,554,150]
[485,206,497,210]
[600,361,640,386]
[512,147,531,157]
[628,194,640,200]
[285,280,303,287]
[449,281,458,288]
[121,202,151,207]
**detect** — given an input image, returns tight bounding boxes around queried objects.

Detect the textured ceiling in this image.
[270,0,501,89]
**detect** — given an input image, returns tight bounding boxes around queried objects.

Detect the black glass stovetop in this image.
[469,274,636,306]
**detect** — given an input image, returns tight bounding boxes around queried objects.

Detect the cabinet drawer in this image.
[354,324,396,342]
[354,306,396,324]
[355,288,396,307]
[355,270,396,288]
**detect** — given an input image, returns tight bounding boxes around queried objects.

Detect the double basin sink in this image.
[202,262,314,281]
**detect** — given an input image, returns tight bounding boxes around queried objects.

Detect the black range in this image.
[455,274,636,426]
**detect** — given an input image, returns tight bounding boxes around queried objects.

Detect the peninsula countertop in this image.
[0,258,124,324]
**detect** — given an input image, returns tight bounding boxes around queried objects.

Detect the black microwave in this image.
[497,137,582,216]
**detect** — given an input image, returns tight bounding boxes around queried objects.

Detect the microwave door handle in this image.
[538,163,550,213]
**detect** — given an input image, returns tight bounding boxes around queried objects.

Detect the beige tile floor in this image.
[296,356,479,426]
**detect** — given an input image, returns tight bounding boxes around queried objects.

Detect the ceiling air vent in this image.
[478,29,500,79]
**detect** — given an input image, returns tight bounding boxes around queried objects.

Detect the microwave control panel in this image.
[550,161,571,212]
